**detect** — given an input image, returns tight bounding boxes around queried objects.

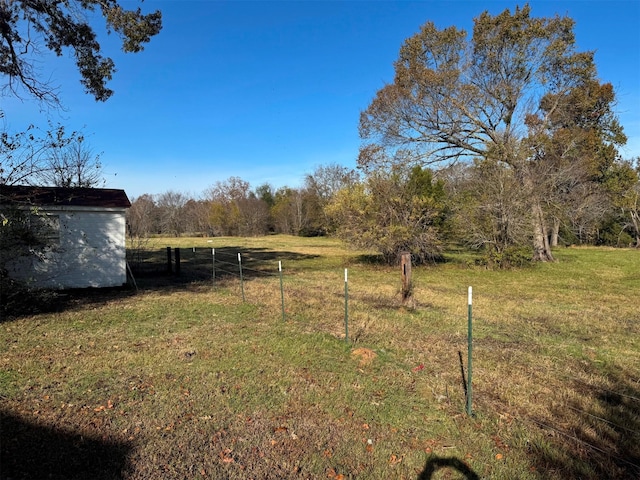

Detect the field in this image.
[1,236,639,479]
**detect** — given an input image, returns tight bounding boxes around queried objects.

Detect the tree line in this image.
[127,155,639,267]
[126,164,359,238]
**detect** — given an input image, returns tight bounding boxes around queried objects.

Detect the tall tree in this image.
[206,177,269,236]
[602,158,640,247]
[156,190,187,237]
[304,164,360,235]
[0,0,162,104]
[327,165,449,264]
[127,194,157,238]
[37,136,104,187]
[527,79,627,246]
[359,4,611,261]
[271,187,306,235]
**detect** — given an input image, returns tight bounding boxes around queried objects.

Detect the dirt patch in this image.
[350,347,377,367]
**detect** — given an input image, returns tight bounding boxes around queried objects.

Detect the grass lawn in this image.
[1,236,639,479]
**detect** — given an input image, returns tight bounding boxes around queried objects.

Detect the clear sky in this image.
[3,0,640,199]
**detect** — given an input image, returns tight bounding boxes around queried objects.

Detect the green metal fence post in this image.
[279,261,285,322]
[212,248,215,287]
[467,286,473,416]
[238,253,245,303]
[344,268,349,343]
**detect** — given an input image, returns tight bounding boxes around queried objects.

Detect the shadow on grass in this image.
[531,362,640,478]
[417,455,480,479]
[355,253,449,266]
[128,245,319,285]
[1,246,319,321]
[1,410,131,480]
[0,284,137,323]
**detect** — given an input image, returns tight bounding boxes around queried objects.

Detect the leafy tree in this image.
[255,183,277,233]
[255,183,275,208]
[527,79,627,246]
[327,165,449,264]
[359,4,613,261]
[206,177,268,236]
[1,0,162,104]
[601,158,640,247]
[271,187,306,235]
[452,160,531,256]
[304,163,360,235]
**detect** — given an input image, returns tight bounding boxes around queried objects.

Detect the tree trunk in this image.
[550,216,560,247]
[532,201,554,261]
[631,211,640,248]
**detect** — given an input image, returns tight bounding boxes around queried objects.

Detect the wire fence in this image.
[126,245,353,331]
[127,246,297,282]
[125,245,640,476]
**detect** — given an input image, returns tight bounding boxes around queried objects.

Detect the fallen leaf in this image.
[220,448,234,463]
[495,453,504,460]
[327,468,345,479]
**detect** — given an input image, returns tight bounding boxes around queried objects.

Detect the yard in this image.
[1,236,639,479]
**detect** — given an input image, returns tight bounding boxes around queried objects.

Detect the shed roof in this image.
[0,185,131,209]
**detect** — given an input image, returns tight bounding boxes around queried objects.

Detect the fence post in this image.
[166,247,172,274]
[212,248,216,287]
[279,261,285,322]
[174,248,181,276]
[401,252,412,303]
[467,286,473,416]
[344,268,349,342]
[238,253,245,302]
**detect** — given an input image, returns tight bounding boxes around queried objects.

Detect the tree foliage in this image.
[0,0,162,104]
[304,163,360,235]
[358,4,624,261]
[327,165,449,264]
[206,177,269,237]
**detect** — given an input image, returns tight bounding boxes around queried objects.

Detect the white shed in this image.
[2,185,131,289]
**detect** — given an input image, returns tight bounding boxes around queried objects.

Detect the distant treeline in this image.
[127,160,639,266]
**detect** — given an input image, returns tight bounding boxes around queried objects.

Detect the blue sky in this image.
[4,0,640,199]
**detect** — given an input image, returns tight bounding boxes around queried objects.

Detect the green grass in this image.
[2,238,639,479]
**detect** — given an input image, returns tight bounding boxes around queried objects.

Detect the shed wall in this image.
[10,208,127,289]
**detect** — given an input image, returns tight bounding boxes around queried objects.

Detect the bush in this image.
[0,275,59,320]
[596,219,635,247]
[476,246,533,269]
